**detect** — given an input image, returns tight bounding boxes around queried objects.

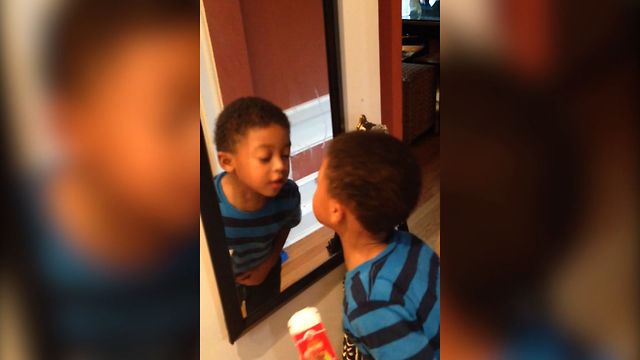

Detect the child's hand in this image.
[235,257,275,286]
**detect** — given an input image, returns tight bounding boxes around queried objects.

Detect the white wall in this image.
[200,1,223,175]
[200,0,381,358]
[338,0,382,129]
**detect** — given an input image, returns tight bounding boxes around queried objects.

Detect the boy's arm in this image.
[236,183,300,286]
[350,260,440,359]
[235,227,290,286]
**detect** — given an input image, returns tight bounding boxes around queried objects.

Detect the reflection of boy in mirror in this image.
[313,132,440,359]
[214,97,301,312]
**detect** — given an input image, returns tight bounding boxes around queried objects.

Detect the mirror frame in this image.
[200,0,344,343]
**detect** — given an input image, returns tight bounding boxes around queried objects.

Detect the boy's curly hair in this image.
[214,97,290,152]
[326,131,422,235]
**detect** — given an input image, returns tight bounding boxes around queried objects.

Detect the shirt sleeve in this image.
[349,304,437,360]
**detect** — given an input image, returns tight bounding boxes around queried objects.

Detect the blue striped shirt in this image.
[343,231,440,359]
[214,172,301,274]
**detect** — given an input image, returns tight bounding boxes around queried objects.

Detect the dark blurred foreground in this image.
[2,1,199,359]
[441,0,637,359]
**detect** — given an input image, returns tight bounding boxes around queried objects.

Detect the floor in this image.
[407,131,441,255]
[281,131,440,290]
[281,226,334,290]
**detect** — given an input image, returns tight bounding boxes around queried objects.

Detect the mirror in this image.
[200,0,343,342]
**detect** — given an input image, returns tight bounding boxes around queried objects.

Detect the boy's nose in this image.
[273,157,285,172]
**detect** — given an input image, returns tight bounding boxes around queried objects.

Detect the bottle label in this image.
[292,323,337,360]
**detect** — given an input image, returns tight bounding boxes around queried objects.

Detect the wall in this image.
[338,0,382,129]
[240,0,329,109]
[378,0,403,139]
[200,1,223,174]
[202,0,254,106]
[200,0,381,358]
[203,0,381,126]
[204,0,329,109]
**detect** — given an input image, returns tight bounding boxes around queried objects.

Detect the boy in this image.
[313,131,440,359]
[214,97,301,313]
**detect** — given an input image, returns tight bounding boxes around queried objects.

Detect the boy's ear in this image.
[217,151,235,172]
[330,199,346,226]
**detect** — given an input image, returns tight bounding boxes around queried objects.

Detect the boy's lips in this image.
[269,178,285,189]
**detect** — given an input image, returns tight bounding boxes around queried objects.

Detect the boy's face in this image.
[313,158,342,229]
[220,124,291,197]
[54,26,200,234]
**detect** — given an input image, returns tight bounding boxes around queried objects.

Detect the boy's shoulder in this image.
[389,230,437,259]
[348,231,436,277]
[213,172,228,206]
[385,231,439,283]
[345,231,438,303]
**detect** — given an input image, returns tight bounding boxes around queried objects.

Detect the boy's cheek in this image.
[312,193,328,225]
[237,162,264,186]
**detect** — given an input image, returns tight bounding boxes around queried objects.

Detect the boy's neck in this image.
[338,225,389,272]
[220,172,267,212]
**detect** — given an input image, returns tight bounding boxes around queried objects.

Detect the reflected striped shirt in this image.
[215,172,301,274]
[343,231,440,359]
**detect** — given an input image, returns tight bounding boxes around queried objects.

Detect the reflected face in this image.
[229,124,291,197]
[56,26,200,234]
